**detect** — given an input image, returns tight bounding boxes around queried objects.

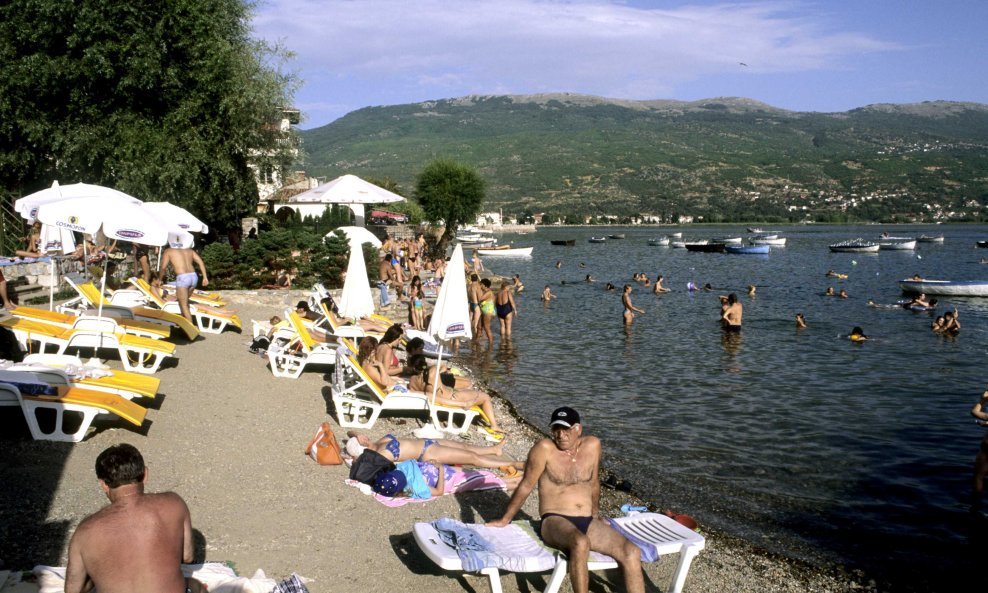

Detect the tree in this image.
[0,0,297,236]
[414,159,485,249]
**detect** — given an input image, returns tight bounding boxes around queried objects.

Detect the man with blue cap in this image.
[487,407,645,593]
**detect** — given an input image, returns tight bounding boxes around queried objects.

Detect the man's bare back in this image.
[160,248,206,279]
[66,444,199,593]
[68,493,192,593]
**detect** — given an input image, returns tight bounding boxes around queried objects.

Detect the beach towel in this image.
[31,563,291,593]
[345,468,507,507]
[429,518,558,573]
[606,518,661,562]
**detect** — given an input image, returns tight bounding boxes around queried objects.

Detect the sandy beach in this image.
[0,290,868,592]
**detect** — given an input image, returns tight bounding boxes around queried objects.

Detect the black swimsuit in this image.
[541,513,593,535]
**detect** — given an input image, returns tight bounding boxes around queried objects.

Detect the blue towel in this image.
[606,518,660,562]
[431,518,494,571]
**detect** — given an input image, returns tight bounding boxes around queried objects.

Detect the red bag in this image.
[304,422,343,465]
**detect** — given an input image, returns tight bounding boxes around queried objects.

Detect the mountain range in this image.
[299,94,988,223]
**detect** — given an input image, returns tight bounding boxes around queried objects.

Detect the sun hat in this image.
[345,437,366,458]
[372,470,407,497]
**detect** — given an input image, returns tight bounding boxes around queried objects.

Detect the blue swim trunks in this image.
[174,272,198,288]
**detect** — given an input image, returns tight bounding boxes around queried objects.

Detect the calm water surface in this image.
[456,224,988,591]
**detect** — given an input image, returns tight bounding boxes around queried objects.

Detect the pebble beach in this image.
[0,290,871,592]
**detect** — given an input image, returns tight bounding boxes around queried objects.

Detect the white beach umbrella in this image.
[331,226,382,249]
[15,181,142,222]
[337,242,375,321]
[34,197,172,246]
[143,202,209,234]
[415,244,471,438]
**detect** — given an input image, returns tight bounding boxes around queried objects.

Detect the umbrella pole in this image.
[48,259,55,311]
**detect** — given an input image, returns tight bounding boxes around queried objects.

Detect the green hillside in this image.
[300,94,988,223]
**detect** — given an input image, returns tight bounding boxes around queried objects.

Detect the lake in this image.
[456,224,988,592]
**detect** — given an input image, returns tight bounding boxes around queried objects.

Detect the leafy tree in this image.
[414,159,485,249]
[0,0,297,236]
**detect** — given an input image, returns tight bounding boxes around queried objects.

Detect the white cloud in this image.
[253,0,900,123]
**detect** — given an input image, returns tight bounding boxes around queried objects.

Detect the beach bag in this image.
[349,449,395,484]
[304,422,343,465]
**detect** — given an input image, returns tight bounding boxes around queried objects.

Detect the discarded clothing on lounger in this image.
[430,518,558,573]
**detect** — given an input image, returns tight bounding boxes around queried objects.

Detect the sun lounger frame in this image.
[0,381,147,442]
[413,513,705,593]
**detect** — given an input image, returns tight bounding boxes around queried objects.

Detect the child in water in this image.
[540,285,555,301]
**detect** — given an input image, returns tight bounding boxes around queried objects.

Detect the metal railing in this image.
[0,193,24,256]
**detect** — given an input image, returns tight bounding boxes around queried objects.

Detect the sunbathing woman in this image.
[374,324,406,377]
[325,303,392,335]
[357,336,405,389]
[345,431,520,471]
[406,354,504,435]
[15,222,42,258]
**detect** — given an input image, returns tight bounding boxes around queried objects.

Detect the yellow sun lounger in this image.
[10,353,160,400]
[0,380,147,442]
[11,306,171,340]
[59,278,201,340]
[330,338,482,434]
[0,317,176,375]
[130,276,227,308]
[266,310,338,378]
[127,277,241,334]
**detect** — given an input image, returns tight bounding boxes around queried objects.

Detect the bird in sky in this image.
[739,62,748,67]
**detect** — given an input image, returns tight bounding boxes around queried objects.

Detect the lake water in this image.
[456,224,988,592]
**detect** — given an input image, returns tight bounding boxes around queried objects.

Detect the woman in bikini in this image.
[477,278,496,346]
[345,430,519,471]
[374,324,406,377]
[357,336,404,389]
[494,281,518,338]
[407,276,425,330]
[622,284,644,325]
[407,354,504,435]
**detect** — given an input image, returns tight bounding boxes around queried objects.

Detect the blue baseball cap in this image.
[372,470,407,497]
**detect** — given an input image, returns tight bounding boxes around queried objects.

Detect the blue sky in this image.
[253,0,988,129]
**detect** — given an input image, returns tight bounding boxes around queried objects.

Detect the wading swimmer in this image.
[622,284,644,325]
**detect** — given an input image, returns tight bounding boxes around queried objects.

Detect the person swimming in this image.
[849,326,868,342]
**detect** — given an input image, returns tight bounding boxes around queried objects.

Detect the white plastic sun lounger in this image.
[413,513,705,593]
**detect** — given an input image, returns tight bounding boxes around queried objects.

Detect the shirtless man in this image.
[155,242,208,323]
[488,407,644,593]
[468,273,483,334]
[377,254,392,307]
[65,444,202,593]
[722,293,743,331]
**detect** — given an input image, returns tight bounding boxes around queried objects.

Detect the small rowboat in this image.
[685,242,725,253]
[879,240,917,251]
[550,239,576,246]
[648,237,670,246]
[725,244,769,255]
[711,237,743,244]
[977,241,988,249]
[477,246,533,257]
[671,241,686,248]
[747,227,763,233]
[588,237,607,243]
[670,232,683,238]
[898,279,988,297]
[608,233,626,239]
[916,234,944,243]
[830,239,879,253]
[750,237,786,246]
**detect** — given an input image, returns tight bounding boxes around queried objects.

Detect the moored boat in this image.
[898,279,988,297]
[550,239,576,246]
[750,237,786,246]
[608,233,626,239]
[711,237,743,244]
[685,242,726,253]
[977,241,988,249]
[725,244,770,255]
[671,241,686,248]
[747,227,763,233]
[670,232,683,238]
[879,240,917,251]
[648,237,670,246]
[588,237,607,243]
[477,246,534,257]
[829,239,879,253]
[916,234,944,243]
